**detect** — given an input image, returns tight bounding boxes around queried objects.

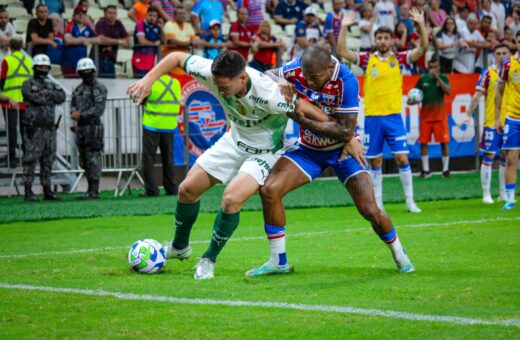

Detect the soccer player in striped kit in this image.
[247,45,415,276]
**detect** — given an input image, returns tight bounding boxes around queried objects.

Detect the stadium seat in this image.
[117,7,128,20]
[88,8,105,21]
[346,37,361,51]
[122,0,133,9]
[228,9,237,23]
[6,7,32,20]
[284,24,295,37]
[348,25,361,38]
[270,23,284,36]
[13,19,29,34]
[121,18,135,35]
[221,22,231,37]
[117,48,133,64]
[64,8,74,20]
[98,0,120,9]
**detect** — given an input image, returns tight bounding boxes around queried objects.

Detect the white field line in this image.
[0,282,519,329]
[1,216,519,259]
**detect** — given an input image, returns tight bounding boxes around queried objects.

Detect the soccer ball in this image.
[128,239,166,274]
[408,88,423,103]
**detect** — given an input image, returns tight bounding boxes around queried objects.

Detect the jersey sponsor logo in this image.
[277,101,296,111]
[188,70,207,81]
[181,80,227,157]
[229,113,269,127]
[301,129,338,148]
[248,94,268,105]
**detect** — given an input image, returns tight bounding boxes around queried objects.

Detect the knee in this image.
[395,155,409,166]
[359,203,382,224]
[178,181,199,203]
[260,181,283,203]
[221,192,243,213]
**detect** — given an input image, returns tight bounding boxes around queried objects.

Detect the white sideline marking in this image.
[1,216,519,259]
[0,282,519,329]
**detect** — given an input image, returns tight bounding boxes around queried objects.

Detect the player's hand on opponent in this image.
[279,81,296,103]
[339,138,368,169]
[341,12,357,28]
[128,78,154,105]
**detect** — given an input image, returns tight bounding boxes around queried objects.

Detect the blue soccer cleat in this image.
[397,261,416,273]
[245,261,293,276]
[502,200,516,210]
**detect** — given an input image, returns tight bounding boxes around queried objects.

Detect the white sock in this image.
[421,155,429,172]
[442,156,450,172]
[398,164,414,201]
[265,224,287,266]
[480,162,492,197]
[499,162,506,199]
[384,233,409,266]
[371,167,383,207]
[505,184,516,202]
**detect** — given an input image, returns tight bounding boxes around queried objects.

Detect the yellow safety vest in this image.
[3,51,33,102]
[143,75,181,132]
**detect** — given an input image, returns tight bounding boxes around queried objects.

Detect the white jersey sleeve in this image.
[246,67,296,114]
[183,55,216,91]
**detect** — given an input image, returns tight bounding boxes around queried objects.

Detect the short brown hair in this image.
[374,26,393,38]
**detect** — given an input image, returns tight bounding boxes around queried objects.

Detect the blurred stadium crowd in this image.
[0,0,518,78]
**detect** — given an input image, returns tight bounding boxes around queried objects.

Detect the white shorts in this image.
[196,133,282,185]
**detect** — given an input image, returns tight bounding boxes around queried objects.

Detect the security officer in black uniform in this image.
[70,58,107,200]
[21,54,66,201]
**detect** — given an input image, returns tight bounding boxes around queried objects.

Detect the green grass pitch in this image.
[0,192,519,337]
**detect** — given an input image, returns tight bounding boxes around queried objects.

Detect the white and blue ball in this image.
[408,88,424,103]
[128,239,166,274]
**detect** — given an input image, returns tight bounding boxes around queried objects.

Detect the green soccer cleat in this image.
[245,261,293,276]
[163,242,192,260]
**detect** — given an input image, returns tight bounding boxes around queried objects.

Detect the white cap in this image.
[209,19,221,28]
[32,54,51,67]
[303,6,317,16]
[76,57,96,72]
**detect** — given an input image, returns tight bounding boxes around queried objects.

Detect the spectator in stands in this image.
[374,0,396,30]
[325,0,345,52]
[151,0,180,22]
[62,6,101,78]
[343,0,358,17]
[428,0,447,28]
[129,0,151,23]
[229,8,254,60]
[505,4,520,36]
[490,0,506,36]
[476,30,498,71]
[435,16,460,73]
[393,21,415,51]
[290,6,324,60]
[140,75,181,197]
[274,0,308,30]
[501,26,516,51]
[412,57,451,178]
[480,0,498,31]
[454,4,469,32]
[453,14,489,73]
[0,38,31,168]
[26,4,56,56]
[95,5,130,78]
[163,5,197,57]
[249,20,286,72]
[132,7,162,78]
[77,0,96,31]
[359,3,377,51]
[0,7,16,64]
[398,3,415,34]
[479,15,497,39]
[191,0,224,37]
[201,20,228,59]
[47,14,65,65]
[45,0,65,17]
[237,0,265,34]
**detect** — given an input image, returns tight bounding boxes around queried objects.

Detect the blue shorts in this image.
[480,127,502,154]
[283,144,369,185]
[364,114,409,158]
[502,117,520,150]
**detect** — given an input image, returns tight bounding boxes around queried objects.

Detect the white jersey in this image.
[184,55,293,154]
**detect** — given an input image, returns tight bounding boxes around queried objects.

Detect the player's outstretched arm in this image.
[289,99,356,142]
[127,52,191,105]
[336,13,357,63]
[409,8,428,62]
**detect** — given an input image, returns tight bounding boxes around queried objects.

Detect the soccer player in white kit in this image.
[128,50,360,279]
